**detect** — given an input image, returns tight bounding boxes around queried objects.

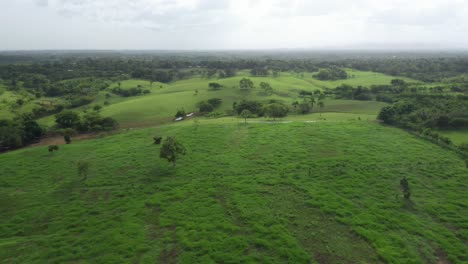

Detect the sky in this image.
[1,0,468,50]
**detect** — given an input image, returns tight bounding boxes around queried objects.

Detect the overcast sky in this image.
[1,0,468,50]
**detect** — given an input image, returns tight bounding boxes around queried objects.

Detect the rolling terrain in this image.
[1,119,467,263]
[1,68,467,263]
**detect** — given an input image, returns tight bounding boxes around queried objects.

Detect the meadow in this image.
[0,118,466,263]
[1,67,467,263]
[34,70,399,128]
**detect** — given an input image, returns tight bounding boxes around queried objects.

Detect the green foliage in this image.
[239,78,254,91]
[263,102,289,120]
[400,177,411,199]
[0,114,43,150]
[197,98,222,114]
[234,100,264,116]
[208,82,222,90]
[48,144,59,153]
[314,67,348,81]
[175,109,186,118]
[159,136,186,166]
[259,82,273,95]
[93,104,102,112]
[197,101,214,113]
[76,160,90,181]
[0,122,466,263]
[55,111,81,129]
[240,109,252,124]
[153,136,162,145]
[207,98,222,108]
[377,97,468,131]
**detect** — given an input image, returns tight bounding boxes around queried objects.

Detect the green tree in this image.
[159,136,186,166]
[400,177,411,199]
[77,160,90,181]
[264,103,288,120]
[240,109,252,124]
[292,101,299,110]
[55,111,81,129]
[48,145,59,153]
[93,104,102,112]
[260,82,273,95]
[318,101,325,116]
[239,78,254,91]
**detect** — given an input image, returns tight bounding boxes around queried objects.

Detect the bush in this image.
[48,145,59,153]
[234,100,264,116]
[207,98,222,108]
[205,111,224,118]
[175,109,186,118]
[198,102,214,113]
[314,67,348,81]
[449,118,468,128]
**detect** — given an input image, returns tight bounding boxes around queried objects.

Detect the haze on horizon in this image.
[1,0,468,51]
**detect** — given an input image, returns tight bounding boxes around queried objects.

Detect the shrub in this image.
[207,98,222,108]
[48,145,59,153]
[153,136,162,144]
[175,109,186,118]
[159,136,186,166]
[197,101,214,113]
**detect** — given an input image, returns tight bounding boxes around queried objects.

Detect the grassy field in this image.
[438,129,468,145]
[35,70,401,128]
[1,119,467,263]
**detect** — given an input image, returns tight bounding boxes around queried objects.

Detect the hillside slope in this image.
[1,120,466,263]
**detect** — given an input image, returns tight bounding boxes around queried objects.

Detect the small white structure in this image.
[186,113,194,117]
[175,117,184,121]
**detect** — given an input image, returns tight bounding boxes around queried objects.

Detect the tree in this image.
[299,102,311,114]
[93,104,102,112]
[318,101,325,116]
[260,82,273,96]
[239,78,254,91]
[63,128,76,144]
[264,103,288,120]
[48,145,59,153]
[159,136,186,166]
[77,160,90,181]
[153,136,162,144]
[208,82,222,90]
[55,111,81,129]
[400,177,411,199]
[240,109,252,124]
[207,98,222,108]
[292,101,299,110]
[175,109,186,118]
[197,101,214,113]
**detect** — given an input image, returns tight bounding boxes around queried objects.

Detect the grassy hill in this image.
[35,70,401,128]
[1,119,466,263]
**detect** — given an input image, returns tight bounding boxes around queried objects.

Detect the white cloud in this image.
[1,0,467,49]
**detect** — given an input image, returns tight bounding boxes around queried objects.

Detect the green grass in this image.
[1,120,466,263]
[36,70,400,128]
[301,69,418,89]
[438,129,468,145]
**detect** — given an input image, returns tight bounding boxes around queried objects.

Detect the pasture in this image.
[0,120,467,263]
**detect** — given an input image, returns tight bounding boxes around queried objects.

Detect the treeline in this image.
[0,114,43,150]
[1,109,118,151]
[378,96,468,131]
[332,79,468,103]
[3,53,468,83]
[336,57,468,82]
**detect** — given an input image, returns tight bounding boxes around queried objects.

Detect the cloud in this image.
[0,0,468,49]
[34,0,48,7]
